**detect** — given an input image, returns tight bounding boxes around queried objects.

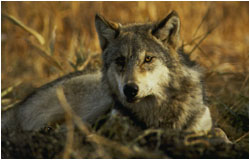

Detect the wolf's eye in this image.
[144,56,153,63]
[115,56,125,66]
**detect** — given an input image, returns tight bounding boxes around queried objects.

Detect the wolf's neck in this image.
[113,100,147,129]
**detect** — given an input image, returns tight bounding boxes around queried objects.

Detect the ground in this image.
[1,110,249,158]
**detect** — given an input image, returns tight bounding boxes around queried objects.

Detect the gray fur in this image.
[2,72,113,131]
[2,11,212,133]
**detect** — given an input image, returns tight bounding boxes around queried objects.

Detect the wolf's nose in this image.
[123,83,138,98]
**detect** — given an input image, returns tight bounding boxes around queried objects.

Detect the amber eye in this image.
[115,56,125,66]
[144,56,153,63]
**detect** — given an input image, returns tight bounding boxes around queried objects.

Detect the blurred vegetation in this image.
[1,1,249,158]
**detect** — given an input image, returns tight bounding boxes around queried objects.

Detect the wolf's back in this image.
[1,71,113,132]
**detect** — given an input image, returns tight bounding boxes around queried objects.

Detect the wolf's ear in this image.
[152,11,180,49]
[95,14,120,50]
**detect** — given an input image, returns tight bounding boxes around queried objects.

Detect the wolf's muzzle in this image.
[123,83,138,102]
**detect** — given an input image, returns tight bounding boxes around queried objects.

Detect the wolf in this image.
[2,11,212,133]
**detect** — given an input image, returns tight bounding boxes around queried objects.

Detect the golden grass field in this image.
[1,1,249,158]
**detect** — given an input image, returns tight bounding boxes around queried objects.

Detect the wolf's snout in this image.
[123,83,138,99]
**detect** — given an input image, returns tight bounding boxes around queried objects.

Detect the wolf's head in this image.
[95,11,181,105]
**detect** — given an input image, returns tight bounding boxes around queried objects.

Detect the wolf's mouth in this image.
[125,95,153,103]
[126,97,139,103]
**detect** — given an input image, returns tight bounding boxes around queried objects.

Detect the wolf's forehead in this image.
[114,32,164,56]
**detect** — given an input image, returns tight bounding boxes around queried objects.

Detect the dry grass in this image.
[1,1,249,158]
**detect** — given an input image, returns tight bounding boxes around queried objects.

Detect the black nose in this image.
[123,83,139,99]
